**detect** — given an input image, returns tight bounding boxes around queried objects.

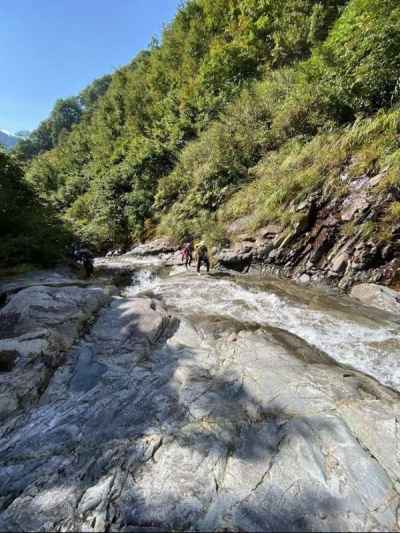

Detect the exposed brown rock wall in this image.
[218,173,400,290]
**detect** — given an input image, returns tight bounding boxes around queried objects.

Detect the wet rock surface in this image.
[351,283,400,316]
[0,263,399,532]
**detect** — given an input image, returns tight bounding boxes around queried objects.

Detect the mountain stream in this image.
[1,259,400,531]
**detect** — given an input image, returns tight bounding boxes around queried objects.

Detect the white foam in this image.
[147,275,400,390]
[124,270,162,297]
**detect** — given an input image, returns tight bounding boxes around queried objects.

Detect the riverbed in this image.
[0,258,399,531]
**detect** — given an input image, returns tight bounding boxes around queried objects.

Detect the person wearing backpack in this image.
[195,241,210,273]
[180,241,193,269]
[74,247,94,278]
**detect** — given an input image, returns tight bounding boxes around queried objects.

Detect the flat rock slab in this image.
[0,271,88,301]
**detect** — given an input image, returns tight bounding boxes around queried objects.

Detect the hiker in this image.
[244,252,253,273]
[195,241,210,273]
[74,247,94,278]
[181,242,193,269]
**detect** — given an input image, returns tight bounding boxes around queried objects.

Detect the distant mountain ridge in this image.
[0,129,30,150]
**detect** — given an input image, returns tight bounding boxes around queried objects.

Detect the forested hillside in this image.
[8,0,400,261]
[0,150,70,268]
[2,3,400,528]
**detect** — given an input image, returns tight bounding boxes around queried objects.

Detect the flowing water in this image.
[1,259,400,532]
[127,266,400,392]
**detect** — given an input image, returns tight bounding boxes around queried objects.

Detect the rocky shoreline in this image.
[114,168,400,293]
[216,173,400,290]
[111,236,400,314]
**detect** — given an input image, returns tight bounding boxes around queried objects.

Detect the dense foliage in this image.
[12,0,400,253]
[0,151,71,268]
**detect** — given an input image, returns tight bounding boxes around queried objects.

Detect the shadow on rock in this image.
[0,286,399,532]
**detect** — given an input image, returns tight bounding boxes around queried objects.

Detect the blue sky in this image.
[0,0,182,133]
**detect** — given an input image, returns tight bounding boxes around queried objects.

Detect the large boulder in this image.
[126,238,178,256]
[0,284,111,420]
[0,285,110,352]
[351,283,400,315]
[217,247,254,272]
[0,270,88,302]
[226,215,253,235]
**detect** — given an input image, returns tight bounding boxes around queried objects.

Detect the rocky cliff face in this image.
[218,171,400,290]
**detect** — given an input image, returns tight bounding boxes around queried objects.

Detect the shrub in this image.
[321,0,400,112]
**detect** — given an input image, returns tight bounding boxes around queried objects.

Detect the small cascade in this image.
[124,269,161,297]
[146,272,400,391]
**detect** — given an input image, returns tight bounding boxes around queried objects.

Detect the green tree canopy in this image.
[0,150,71,266]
